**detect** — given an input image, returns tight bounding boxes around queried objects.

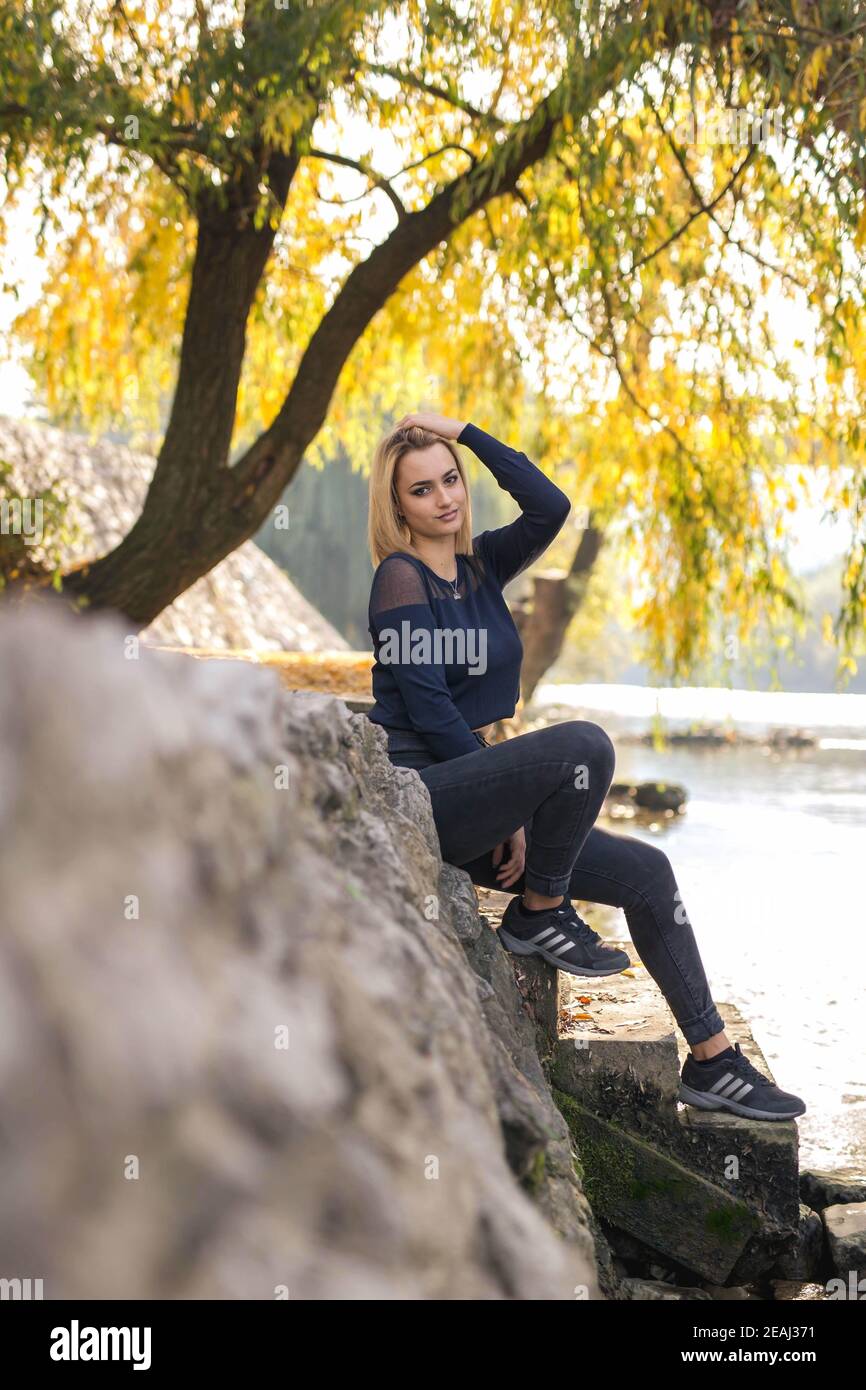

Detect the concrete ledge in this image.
[553,958,683,1127]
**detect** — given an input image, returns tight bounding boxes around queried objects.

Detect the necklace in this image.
[428,557,461,598]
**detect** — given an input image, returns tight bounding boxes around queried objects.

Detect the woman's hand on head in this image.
[395,411,466,440]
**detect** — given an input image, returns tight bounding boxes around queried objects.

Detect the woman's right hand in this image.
[492,826,526,889]
[395,411,466,440]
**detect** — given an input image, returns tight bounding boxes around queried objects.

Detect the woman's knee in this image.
[554,719,616,784]
[628,839,677,892]
[600,838,679,920]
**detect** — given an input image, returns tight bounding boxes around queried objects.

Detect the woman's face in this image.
[394,443,467,541]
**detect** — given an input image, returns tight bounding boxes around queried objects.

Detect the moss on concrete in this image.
[553,1085,755,1250]
[553,1086,638,1213]
[705,1205,751,1243]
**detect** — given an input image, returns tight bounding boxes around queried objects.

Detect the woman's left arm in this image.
[457,422,571,587]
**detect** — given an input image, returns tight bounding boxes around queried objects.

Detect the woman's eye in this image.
[412,475,458,496]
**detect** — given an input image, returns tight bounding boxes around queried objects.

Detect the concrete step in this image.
[476,886,802,1280]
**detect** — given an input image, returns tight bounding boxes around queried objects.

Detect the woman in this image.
[366,409,806,1122]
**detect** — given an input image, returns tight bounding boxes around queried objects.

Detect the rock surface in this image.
[800,1168,866,1213]
[0,415,348,652]
[0,595,601,1300]
[823,1203,866,1282]
[769,1204,825,1282]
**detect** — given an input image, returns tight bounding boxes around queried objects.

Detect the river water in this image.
[533,682,866,1173]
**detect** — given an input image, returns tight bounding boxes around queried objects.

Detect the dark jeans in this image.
[383,720,726,1047]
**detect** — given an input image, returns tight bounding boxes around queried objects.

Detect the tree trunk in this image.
[61,174,295,625]
[512,519,604,708]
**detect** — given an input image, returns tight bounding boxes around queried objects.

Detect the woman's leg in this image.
[460,822,728,1050]
[416,720,616,898]
[386,724,726,1052]
[561,828,727,1049]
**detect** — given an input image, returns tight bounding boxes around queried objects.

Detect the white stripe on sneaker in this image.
[709,1072,735,1093]
[728,1081,754,1101]
[721,1078,747,1097]
[528,926,558,944]
[552,939,578,957]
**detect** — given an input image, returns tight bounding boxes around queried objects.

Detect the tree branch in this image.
[630,147,756,273]
[307,146,407,219]
[354,60,507,127]
[644,97,811,293]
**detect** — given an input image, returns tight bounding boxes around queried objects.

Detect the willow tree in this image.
[1,0,644,621]
[2,1,865,680]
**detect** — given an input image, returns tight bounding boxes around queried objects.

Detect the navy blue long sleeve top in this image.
[367,421,571,762]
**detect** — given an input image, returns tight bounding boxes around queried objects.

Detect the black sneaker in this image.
[679,1042,806,1121]
[498,894,631,977]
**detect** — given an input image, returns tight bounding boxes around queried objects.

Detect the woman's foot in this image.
[498,894,630,977]
[679,1042,806,1120]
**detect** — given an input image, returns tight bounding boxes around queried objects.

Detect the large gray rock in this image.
[0,595,600,1300]
[0,415,348,652]
[823,1203,866,1284]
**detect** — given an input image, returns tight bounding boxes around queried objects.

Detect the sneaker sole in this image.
[499,926,630,977]
[678,1081,806,1121]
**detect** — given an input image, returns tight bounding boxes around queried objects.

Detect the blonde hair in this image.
[367,424,474,568]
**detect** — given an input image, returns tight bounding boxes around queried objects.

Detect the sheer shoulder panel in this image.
[367,553,481,761]
[369,555,430,620]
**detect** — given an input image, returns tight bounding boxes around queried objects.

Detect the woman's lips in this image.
[438,508,459,521]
